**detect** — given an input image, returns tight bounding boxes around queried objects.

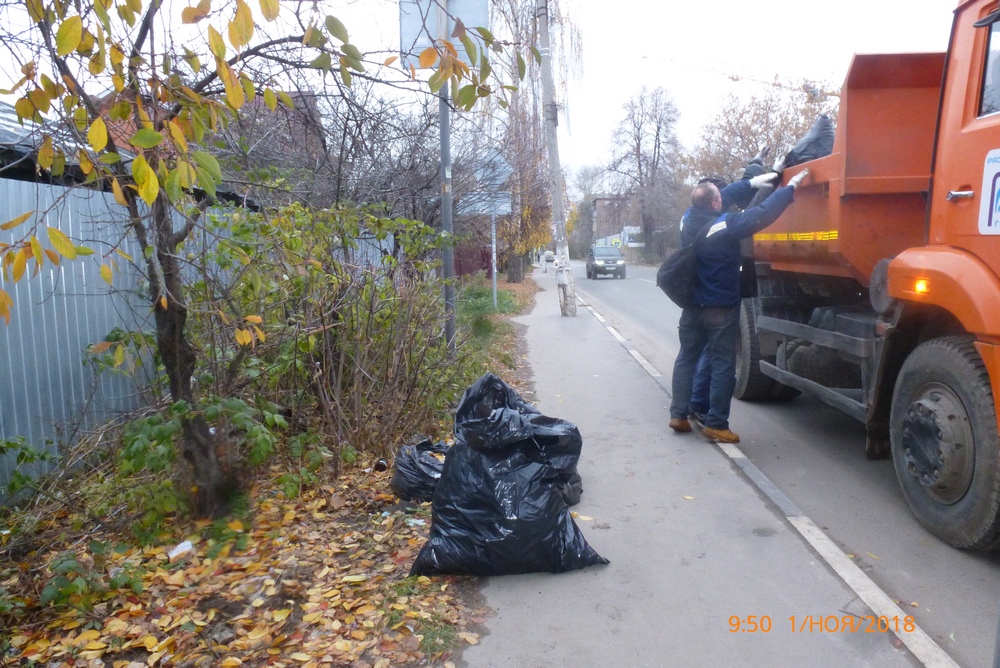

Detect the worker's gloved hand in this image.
[772,155,785,174]
[751,146,771,165]
[748,172,780,189]
[788,168,811,190]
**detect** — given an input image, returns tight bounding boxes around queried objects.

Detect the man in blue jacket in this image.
[684,150,772,422]
[668,168,810,443]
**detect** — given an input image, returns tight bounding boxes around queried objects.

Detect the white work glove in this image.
[787,168,811,190]
[752,146,771,164]
[748,172,780,189]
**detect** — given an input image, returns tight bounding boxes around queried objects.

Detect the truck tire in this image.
[734,299,775,400]
[890,336,1000,550]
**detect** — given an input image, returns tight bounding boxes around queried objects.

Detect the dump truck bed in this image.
[753,52,946,284]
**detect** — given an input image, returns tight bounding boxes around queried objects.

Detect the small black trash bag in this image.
[782,114,835,169]
[410,374,608,576]
[390,439,449,502]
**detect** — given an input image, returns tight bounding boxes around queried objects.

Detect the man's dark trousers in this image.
[670,305,740,430]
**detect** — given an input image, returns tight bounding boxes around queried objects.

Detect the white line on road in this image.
[576,295,959,668]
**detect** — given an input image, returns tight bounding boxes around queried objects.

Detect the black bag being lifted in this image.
[410,374,608,576]
[781,114,835,169]
[390,439,450,502]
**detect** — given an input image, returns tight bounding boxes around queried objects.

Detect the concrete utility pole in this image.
[536,0,576,316]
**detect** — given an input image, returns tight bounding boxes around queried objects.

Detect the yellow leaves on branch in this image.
[55,16,83,56]
[181,0,211,24]
[87,117,108,152]
[1,211,33,231]
[228,0,254,49]
[0,288,11,324]
[130,155,159,205]
[418,48,437,69]
[234,315,265,346]
[47,226,77,260]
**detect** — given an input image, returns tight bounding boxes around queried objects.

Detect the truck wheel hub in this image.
[901,385,974,505]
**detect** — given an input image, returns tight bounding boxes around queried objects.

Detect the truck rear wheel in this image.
[734,299,773,400]
[890,336,1000,550]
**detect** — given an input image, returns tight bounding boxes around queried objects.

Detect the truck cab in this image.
[738,0,1000,550]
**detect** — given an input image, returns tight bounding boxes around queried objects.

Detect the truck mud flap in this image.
[759,361,867,422]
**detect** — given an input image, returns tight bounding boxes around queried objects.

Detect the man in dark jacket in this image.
[684,150,772,420]
[668,168,810,443]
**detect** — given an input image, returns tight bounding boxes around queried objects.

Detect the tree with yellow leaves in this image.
[0,0,529,516]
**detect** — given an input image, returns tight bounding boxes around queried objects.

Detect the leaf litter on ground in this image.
[4,466,490,667]
[2,276,543,667]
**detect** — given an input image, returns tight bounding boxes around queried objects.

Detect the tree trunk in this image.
[149,198,233,518]
[507,254,524,283]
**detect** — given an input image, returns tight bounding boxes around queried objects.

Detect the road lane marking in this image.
[576,295,959,668]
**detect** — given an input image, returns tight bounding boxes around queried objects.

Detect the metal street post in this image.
[491,213,497,309]
[400,0,490,353]
[440,89,455,353]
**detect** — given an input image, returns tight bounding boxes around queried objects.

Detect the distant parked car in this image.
[543,250,555,264]
[586,246,626,279]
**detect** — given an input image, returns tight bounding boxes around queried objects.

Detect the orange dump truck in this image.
[737,0,1000,549]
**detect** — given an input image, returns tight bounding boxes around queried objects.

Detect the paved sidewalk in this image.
[461,271,919,668]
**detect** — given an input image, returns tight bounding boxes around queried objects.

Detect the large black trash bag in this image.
[781,115,835,169]
[390,439,449,502]
[410,374,608,576]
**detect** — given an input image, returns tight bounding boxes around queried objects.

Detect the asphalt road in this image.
[567,258,1000,668]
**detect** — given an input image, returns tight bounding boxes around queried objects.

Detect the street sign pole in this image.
[491,213,497,309]
[440,88,455,353]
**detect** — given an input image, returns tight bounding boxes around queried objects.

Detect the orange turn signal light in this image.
[914,279,929,294]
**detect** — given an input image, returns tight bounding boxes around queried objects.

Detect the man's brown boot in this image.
[669,418,691,433]
[702,426,740,443]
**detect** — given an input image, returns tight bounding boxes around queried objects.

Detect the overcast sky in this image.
[558,0,957,171]
[1,1,956,177]
[337,1,957,176]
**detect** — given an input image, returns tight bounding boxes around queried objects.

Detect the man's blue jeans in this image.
[670,305,740,430]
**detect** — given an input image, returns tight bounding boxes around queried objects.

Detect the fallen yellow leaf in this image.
[221,658,243,667]
[273,609,291,622]
[290,652,312,661]
[341,575,367,583]
[76,629,102,644]
[682,496,695,500]
[251,598,265,607]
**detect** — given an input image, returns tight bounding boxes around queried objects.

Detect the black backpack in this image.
[656,223,711,308]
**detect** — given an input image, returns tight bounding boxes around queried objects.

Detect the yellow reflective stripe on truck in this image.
[754,230,839,241]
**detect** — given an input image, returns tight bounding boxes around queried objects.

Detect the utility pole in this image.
[536,0,576,316]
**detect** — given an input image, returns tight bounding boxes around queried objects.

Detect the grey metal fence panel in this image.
[0,179,147,488]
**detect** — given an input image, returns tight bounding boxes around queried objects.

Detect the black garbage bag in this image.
[782,115,835,169]
[410,374,608,576]
[390,439,450,502]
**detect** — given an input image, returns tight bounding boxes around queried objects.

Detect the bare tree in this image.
[607,86,685,261]
[684,82,840,183]
[568,164,604,254]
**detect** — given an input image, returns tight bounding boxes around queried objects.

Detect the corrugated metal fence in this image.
[0,179,148,488]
